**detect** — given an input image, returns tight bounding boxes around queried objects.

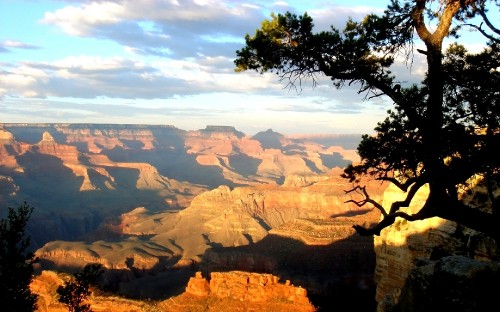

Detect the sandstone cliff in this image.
[199,209,381,311]
[36,169,383,267]
[1,123,360,247]
[188,271,310,304]
[373,176,499,311]
[0,127,26,171]
[34,169,386,309]
[30,270,317,312]
[1,123,375,309]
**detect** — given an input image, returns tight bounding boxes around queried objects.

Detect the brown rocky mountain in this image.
[2,123,378,310]
[0,123,360,249]
[30,270,316,312]
[372,177,500,311]
[34,167,387,309]
[29,175,499,311]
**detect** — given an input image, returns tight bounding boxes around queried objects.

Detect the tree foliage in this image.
[57,263,104,312]
[0,201,38,312]
[235,0,500,239]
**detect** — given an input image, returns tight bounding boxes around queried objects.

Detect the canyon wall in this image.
[30,270,317,312]
[373,178,499,311]
[185,271,312,305]
[2,123,387,310]
[0,123,360,247]
[34,168,387,308]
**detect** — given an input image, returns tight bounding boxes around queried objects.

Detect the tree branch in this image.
[377,176,421,192]
[344,185,388,216]
[478,6,500,36]
[353,210,425,236]
[463,22,500,44]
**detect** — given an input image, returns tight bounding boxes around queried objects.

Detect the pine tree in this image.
[0,201,38,312]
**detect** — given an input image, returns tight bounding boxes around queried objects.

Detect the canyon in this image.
[4,123,497,311]
[0,123,359,248]
[2,123,380,310]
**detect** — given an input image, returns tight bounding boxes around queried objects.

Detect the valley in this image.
[0,123,387,310]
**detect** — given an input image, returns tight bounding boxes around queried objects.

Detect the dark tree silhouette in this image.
[57,263,104,312]
[235,0,499,239]
[0,201,38,312]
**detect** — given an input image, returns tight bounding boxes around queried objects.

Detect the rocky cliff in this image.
[184,271,313,307]
[30,270,317,312]
[0,123,360,247]
[34,169,387,309]
[35,168,382,259]
[199,208,382,311]
[373,176,499,311]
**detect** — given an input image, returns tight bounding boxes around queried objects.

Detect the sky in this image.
[0,0,494,135]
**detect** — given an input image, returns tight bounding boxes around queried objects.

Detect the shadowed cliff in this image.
[0,123,362,249]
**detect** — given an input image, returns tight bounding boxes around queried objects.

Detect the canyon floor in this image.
[2,123,387,310]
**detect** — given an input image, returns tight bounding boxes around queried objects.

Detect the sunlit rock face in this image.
[185,271,313,306]
[0,128,26,171]
[36,170,379,270]
[31,269,316,312]
[374,179,499,312]
[197,188,386,311]
[0,123,361,248]
[2,123,373,306]
[34,170,387,307]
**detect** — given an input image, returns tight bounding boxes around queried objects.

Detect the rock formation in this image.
[36,167,384,268]
[167,271,316,311]
[1,123,361,248]
[373,176,499,311]
[34,169,386,308]
[0,127,26,171]
[199,208,381,311]
[1,123,377,309]
[31,269,317,311]
[186,271,311,304]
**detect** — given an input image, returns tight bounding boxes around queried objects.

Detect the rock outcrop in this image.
[395,255,500,312]
[36,169,382,268]
[35,169,387,308]
[31,269,317,312]
[1,123,361,247]
[1,123,374,308]
[199,210,381,311]
[373,177,499,311]
[167,271,317,311]
[186,271,311,304]
[0,128,26,171]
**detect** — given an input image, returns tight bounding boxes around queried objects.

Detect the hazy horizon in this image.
[1,1,493,134]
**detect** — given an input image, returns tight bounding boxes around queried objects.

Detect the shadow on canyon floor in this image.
[199,232,377,311]
[34,231,376,311]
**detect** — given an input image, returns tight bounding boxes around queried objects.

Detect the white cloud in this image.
[42,2,124,36]
[1,0,422,133]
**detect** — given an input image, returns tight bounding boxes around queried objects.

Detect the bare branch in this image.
[351,177,428,235]
[463,22,500,43]
[387,177,426,214]
[377,176,422,192]
[344,185,388,216]
[478,6,500,36]
[353,209,425,236]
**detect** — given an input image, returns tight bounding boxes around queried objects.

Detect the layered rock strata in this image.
[374,177,499,311]
[185,271,311,305]
[35,170,386,306]
[1,123,361,246]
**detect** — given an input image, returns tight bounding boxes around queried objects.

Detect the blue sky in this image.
[0,1,494,135]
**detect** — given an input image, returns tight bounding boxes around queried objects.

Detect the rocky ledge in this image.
[176,271,316,311]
